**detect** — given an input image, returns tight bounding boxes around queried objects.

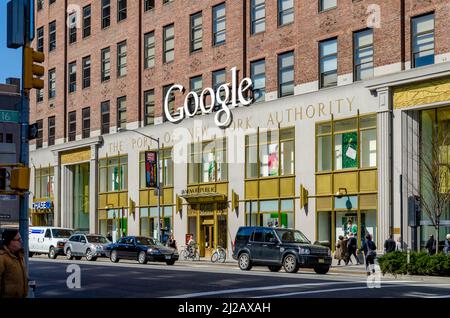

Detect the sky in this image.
[0,0,23,84]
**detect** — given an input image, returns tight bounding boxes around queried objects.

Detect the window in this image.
[48,68,56,99]
[213,3,226,46]
[5,134,13,144]
[68,62,76,93]
[144,0,155,11]
[163,24,175,63]
[49,21,56,51]
[37,0,43,11]
[188,139,227,184]
[278,0,294,26]
[412,13,435,68]
[319,38,338,88]
[37,27,44,52]
[68,12,77,44]
[278,51,294,97]
[144,90,155,126]
[82,56,91,89]
[188,76,202,113]
[139,148,173,188]
[190,12,203,52]
[99,155,128,192]
[36,78,44,102]
[117,41,127,76]
[354,29,373,81]
[245,127,295,178]
[316,115,377,172]
[101,101,110,135]
[102,0,111,29]
[144,31,155,69]
[117,0,127,22]
[83,5,91,38]
[36,119,43,149]
[101,47,111,81]
[212,69,226,109]
[251,0,265,34]
[319,0,336,12]
[34,167,55,199]
[82,107,90,139]
[251,59,265,102]
[117,96,127,129]
[68,111,76,141]
[48,116,55,146]
[163,84,175,121]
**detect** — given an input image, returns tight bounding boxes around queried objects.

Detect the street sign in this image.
[0,110,20,123]
[7,0,25,49]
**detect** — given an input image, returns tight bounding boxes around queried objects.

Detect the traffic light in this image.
[300,184,309,208]
[175,194,183,213]
[231,190,239,211]
[10,167,30,191]
[24,46,45,90]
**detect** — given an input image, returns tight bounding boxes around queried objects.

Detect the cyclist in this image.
[187,236,197,257]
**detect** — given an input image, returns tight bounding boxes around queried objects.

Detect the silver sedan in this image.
[64,234,111,261]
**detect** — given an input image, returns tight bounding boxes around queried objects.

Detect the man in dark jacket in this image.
[0,229,28,298]
[362,233,377,276]
[384,234,396,253]
[346,232,361,265]
[426,235,436,255]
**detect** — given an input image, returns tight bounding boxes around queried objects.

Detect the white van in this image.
[29,227,74,259]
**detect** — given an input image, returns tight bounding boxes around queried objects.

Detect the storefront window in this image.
[245,127,295,179]
[316,115,377,172]
[99,208,128,242]
[99,155,128,193]
[139,148,173,188]
[139,206,173,243]
[72,163,90,232]
[34,167,55,199]
[245,199,294,228]
[188,139,227,184]
[317,211,332,243]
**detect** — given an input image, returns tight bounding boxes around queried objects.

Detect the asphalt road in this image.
[28,256,450,299]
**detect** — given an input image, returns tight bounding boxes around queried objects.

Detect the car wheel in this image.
[110,250,119,263]
[268,265,282,272]
[86,249,96,261]
[166,260,175,265]
[48,247,57,259]
[238,253,252,271]
[314,266,330,275]
[66,248,74,260]
[283,254,299,273]
[138,251,148,264]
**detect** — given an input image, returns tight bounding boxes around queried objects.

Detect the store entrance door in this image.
[200,218,215,257]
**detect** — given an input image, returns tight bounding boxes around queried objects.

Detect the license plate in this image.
[318,258,324,263]
[165,255,171,260]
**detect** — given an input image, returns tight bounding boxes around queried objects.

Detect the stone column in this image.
[376,87,392,249]
[53,151,61,227]
[89,144,98,234]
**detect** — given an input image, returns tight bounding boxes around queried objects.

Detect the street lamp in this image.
[118,128,161,242]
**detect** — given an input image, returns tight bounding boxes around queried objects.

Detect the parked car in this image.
[105,236,179,265]
[232,226,332,274]
[64,234,111,261]
[29,227,74,259]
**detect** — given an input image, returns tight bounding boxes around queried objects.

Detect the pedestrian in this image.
[0,229,28,298]
[166,235,177,250]
[346,220,358,237]
[361,233,377,276]
[384,234,396,253]
[444,234,450,255]
[334,235,346,265]
[426,234,436,255]
[346,232,361,265]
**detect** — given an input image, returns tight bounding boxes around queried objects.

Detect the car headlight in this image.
[147,248,161,254]
[298,247,310,255]
[95,245,102,251]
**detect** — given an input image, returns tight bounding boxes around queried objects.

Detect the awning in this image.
[179,193,227,204]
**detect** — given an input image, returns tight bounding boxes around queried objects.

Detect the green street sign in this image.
[0,110,20,123]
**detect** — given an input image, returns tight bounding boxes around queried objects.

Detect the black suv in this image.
[232,227,332,274]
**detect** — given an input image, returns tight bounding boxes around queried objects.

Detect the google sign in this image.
[164,67,253,128]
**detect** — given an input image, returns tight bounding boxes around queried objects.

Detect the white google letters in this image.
[164,67,253,127]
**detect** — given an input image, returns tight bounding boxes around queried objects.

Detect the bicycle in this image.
[180,244,200,261]
[211,245,227,263]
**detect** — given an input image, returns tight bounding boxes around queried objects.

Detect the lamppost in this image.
[118,128,161,242]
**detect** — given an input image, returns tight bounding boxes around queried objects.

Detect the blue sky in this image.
[0,0,23,83]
